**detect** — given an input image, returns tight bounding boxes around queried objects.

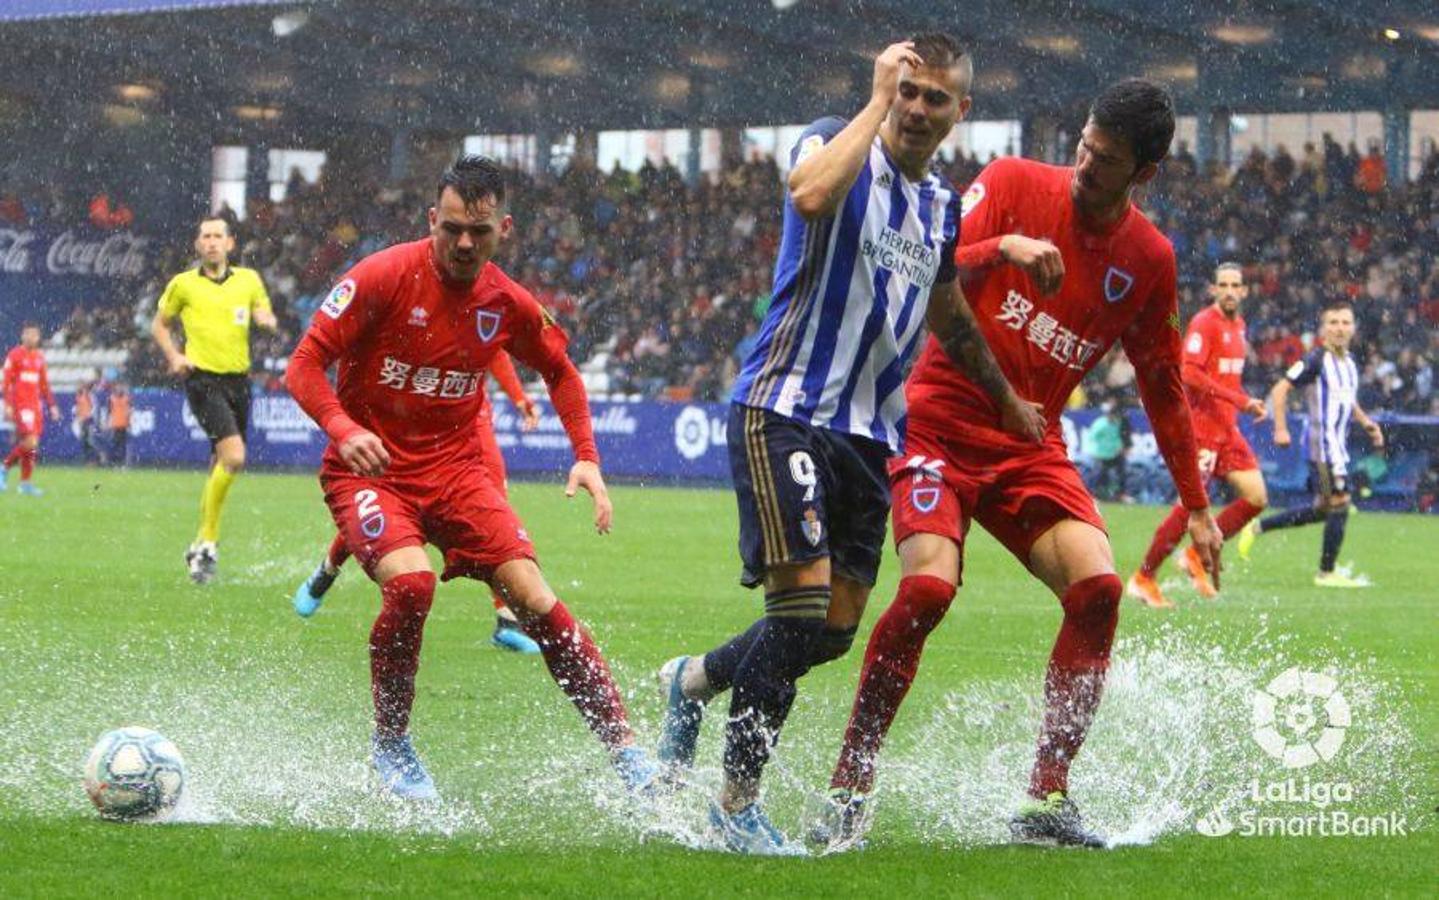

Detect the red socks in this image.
[1139,504,1188,576]
[369,571,437,738]
[521,601,633,751]
[326,532,350,571]
[4,446,35,480]
[831,574,956,794]
[1215,498,1263,539]
[1029,573,1122,799]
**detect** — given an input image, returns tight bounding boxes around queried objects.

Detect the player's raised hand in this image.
[565,460,613,534]
[518,398,541,432]
[1000,235,1065,295]
[999,394,1046,443]
[1186,508,1224,589]
[872,41,922,106]
[1243,396,1268,422]
[338,430,390,477]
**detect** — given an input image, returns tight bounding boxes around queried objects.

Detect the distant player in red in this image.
[1130,262,1269,607]
[2,323,62,496]
[291,349,547,654]
[814,81,1221,851]
[284,156,655,800]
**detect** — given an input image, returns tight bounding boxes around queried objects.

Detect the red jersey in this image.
[3,346,55,412]
[908,157,1207,510]
[1181,304,1250,439]
[285,239,596,478]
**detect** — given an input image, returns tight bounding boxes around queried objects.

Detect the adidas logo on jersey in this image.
[875,171,894,190]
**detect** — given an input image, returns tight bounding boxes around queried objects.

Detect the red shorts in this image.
[10,405,42,438]
[321,461,534,581]
[890,421,1105,583]
[1195,425,1258,483]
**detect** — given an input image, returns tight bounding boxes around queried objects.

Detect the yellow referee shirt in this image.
[156,266,272,375]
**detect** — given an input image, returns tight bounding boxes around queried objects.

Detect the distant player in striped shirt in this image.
[654,34,1042,855]
[1237,300,1383,587]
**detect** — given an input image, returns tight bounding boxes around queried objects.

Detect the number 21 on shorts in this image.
[355,488,387,539]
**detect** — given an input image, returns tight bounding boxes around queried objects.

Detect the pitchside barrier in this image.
[10,390,1436,512]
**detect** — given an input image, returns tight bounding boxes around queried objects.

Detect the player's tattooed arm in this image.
[927,280,1045,442]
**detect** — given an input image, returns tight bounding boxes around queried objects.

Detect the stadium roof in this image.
[3,0,1439,145]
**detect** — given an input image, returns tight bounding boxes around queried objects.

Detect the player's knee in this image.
[808,625,858,667]
[895,574,958,635]
[380,570,436,618]
[1061,573,1122,632]
[1247,489,1269,511]
[218,445,245,473]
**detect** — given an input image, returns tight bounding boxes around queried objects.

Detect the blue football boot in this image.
[371,733,439,801]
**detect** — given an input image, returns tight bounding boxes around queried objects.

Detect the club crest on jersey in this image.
[801,508,823,547]
[360,513,386,539]
[320,278,357,319]
[912,485,941,513]
[1104,267,1134,303]
[476,310,501,341]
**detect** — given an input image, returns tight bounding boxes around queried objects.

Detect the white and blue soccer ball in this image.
[83,727,186,820]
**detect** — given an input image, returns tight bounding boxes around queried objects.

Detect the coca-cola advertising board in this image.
[0,225,153,332]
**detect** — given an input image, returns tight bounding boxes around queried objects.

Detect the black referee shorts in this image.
[185,370,251,444]
[727,402,891,589]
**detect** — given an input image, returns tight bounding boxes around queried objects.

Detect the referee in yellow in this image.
[151,216,276,584]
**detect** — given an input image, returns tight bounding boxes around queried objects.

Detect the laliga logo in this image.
[1251,667,1350,769]
[674,406,711,461]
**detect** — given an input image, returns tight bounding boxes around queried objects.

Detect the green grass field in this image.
[1,467,1435,897]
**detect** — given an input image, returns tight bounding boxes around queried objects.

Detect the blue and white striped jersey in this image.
[731,116,961,452]
[1286,347,1360,473]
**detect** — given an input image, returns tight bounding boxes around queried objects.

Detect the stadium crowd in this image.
[17,135,1439,415]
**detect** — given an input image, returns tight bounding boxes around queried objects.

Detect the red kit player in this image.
[2,323,62,496]
[1130,262,1269,607]
[812,81,1221,851]
[285,156,655,800]
[291,349,546,654]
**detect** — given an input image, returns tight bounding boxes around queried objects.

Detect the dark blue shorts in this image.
[727,403,891,589]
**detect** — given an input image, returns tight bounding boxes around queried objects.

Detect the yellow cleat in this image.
[1126,571,1174,609]
[1178,546,1219,599]
[1236,520,1259,561]
[1314,570,1367,588]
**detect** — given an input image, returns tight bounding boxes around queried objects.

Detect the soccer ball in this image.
[83,727,186,820]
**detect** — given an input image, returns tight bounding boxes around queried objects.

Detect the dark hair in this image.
[911,32,963,68]
[1214,261,1244,280]
[21,320,39,330]
[1321,298,1355,317]
[197,215,231,236]
[911,32,973,93]
[1089,78,1175,169]
[438,154,506,208]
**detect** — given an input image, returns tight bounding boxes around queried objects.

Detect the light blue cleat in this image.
[292,562,338,618]
[371,733,439,801]
[0,467,7,491]
[708,801,807,856]
[656,656,704,769]
[491,619,541,654]
[17,482,42,497]
[613,745,660,796]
